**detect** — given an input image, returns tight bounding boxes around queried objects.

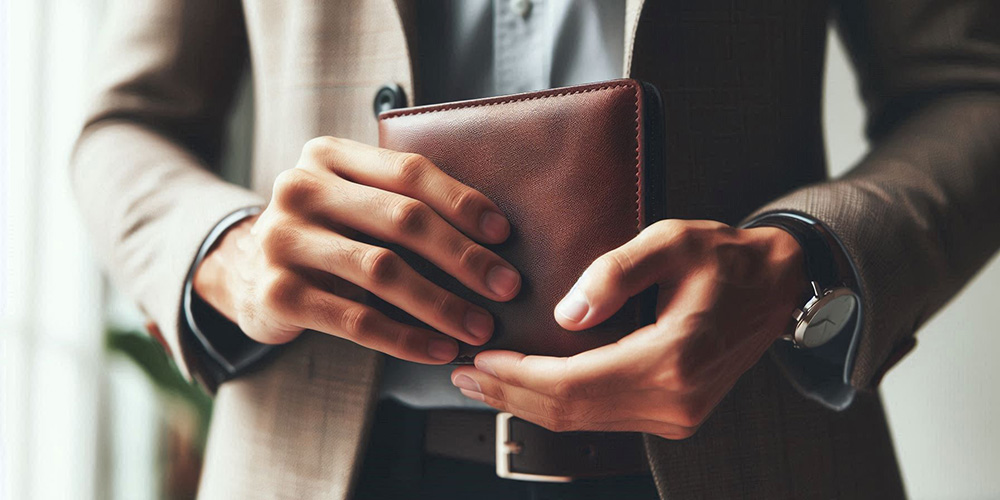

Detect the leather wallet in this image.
[375,78,665,363]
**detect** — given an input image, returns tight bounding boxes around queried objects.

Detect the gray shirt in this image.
[379,0,626,409]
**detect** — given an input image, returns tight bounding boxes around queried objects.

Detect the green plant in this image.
[105,328,213,446]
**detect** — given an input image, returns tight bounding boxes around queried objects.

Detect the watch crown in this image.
[792,308,806,323]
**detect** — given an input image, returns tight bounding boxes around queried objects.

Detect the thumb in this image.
[554,236,668,331]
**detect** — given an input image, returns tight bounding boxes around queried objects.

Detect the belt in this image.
[423,409,651,482]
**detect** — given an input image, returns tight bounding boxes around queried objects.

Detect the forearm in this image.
[71,119,264,377]
[750,93,1000,389]
[71,0,260,378]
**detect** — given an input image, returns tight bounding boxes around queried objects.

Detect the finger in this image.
[471,328,659,399]
[459,387,696,437]
[272,225,494,345]
[552,225,680,330]
[312,178,521,302]
[454,364,709,427]
[308,137,511,244]
[277,284,459,364]
[451,366,629,424]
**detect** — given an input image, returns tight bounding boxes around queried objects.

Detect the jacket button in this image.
[373,84,406,118]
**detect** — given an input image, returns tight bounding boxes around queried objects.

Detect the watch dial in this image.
[802,293,857,348]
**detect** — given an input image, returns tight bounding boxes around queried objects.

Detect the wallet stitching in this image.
[629,84,642,234]
[381,81,644,233]
[379,82,636,120]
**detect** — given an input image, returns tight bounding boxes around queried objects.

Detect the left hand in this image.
[451,219,807,439]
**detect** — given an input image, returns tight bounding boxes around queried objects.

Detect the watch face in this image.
[799,289,858,348]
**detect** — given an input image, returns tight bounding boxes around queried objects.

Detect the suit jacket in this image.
[72,0,1000,498]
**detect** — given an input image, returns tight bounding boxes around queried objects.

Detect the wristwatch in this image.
[750,214,859,349]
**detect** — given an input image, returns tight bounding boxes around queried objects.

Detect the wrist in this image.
[749,226,807,283]
[193,215,257,325]
[745,226,811,335]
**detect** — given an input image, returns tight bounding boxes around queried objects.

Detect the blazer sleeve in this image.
[70,0,266,379]
[747,0,1000,392]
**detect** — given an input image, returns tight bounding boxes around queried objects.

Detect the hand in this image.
[450,219,805,438]
[193,137,521,364]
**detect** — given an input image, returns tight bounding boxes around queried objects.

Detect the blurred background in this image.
[2,1,999,499]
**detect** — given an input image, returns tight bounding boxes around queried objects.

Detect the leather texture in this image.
[69,0,1000,498]
[376,80,658,361]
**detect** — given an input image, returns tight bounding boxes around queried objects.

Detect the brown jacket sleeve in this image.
[70,0,265,378]
[749,0,1000,390]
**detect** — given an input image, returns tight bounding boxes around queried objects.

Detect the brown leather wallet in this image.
[376,79,665,363]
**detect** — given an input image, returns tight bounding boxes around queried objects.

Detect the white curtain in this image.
[2,1,159,499]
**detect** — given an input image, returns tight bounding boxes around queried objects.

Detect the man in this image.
[72,0,1000,498]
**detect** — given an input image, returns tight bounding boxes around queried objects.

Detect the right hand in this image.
[193,137,521,364]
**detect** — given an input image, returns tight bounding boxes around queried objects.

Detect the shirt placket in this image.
[493,0,551,95]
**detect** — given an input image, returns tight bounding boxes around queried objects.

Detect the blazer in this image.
[71,0,1000,498]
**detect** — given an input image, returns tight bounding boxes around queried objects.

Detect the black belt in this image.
[423,409,650,482]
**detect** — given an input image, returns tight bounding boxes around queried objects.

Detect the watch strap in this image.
[747,214,839,290]
[181,205,276,391]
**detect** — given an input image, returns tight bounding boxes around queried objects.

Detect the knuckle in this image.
[657,220,697,249]
[260,272,302,313]
[259,221,298,260]
[359,247,402,285]
[448,188,480,217]
[393,153,430,185]
[595,251,632,287]
[659,219,690,237]
[272,169,318,208]
[342,306,378,338]
[430,292,458,322]
[302,136,339,158]
[391,328,423,357]
[390,199,432,235]
[454,240,485,271]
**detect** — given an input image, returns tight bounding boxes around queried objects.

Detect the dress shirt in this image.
[182,0,863,412]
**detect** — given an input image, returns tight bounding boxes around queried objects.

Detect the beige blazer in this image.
[72,0,1000,498]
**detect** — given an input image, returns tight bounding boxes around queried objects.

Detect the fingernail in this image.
[486,266,520,298]
[475,358,497,377]
[480,211,510,240]
[428,338,458,361]
[459,388,486,401]
[464,309,493,340]
[555,286,589,323]
[452,374,481,393]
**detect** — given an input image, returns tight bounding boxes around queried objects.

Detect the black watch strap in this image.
[182,206,276,391]
[747,214,839,291]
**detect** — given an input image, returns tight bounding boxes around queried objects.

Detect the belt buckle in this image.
[495,412,573,483]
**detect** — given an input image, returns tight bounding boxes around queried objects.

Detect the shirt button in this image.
[510,0,532,19]
[373,83,406,118]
